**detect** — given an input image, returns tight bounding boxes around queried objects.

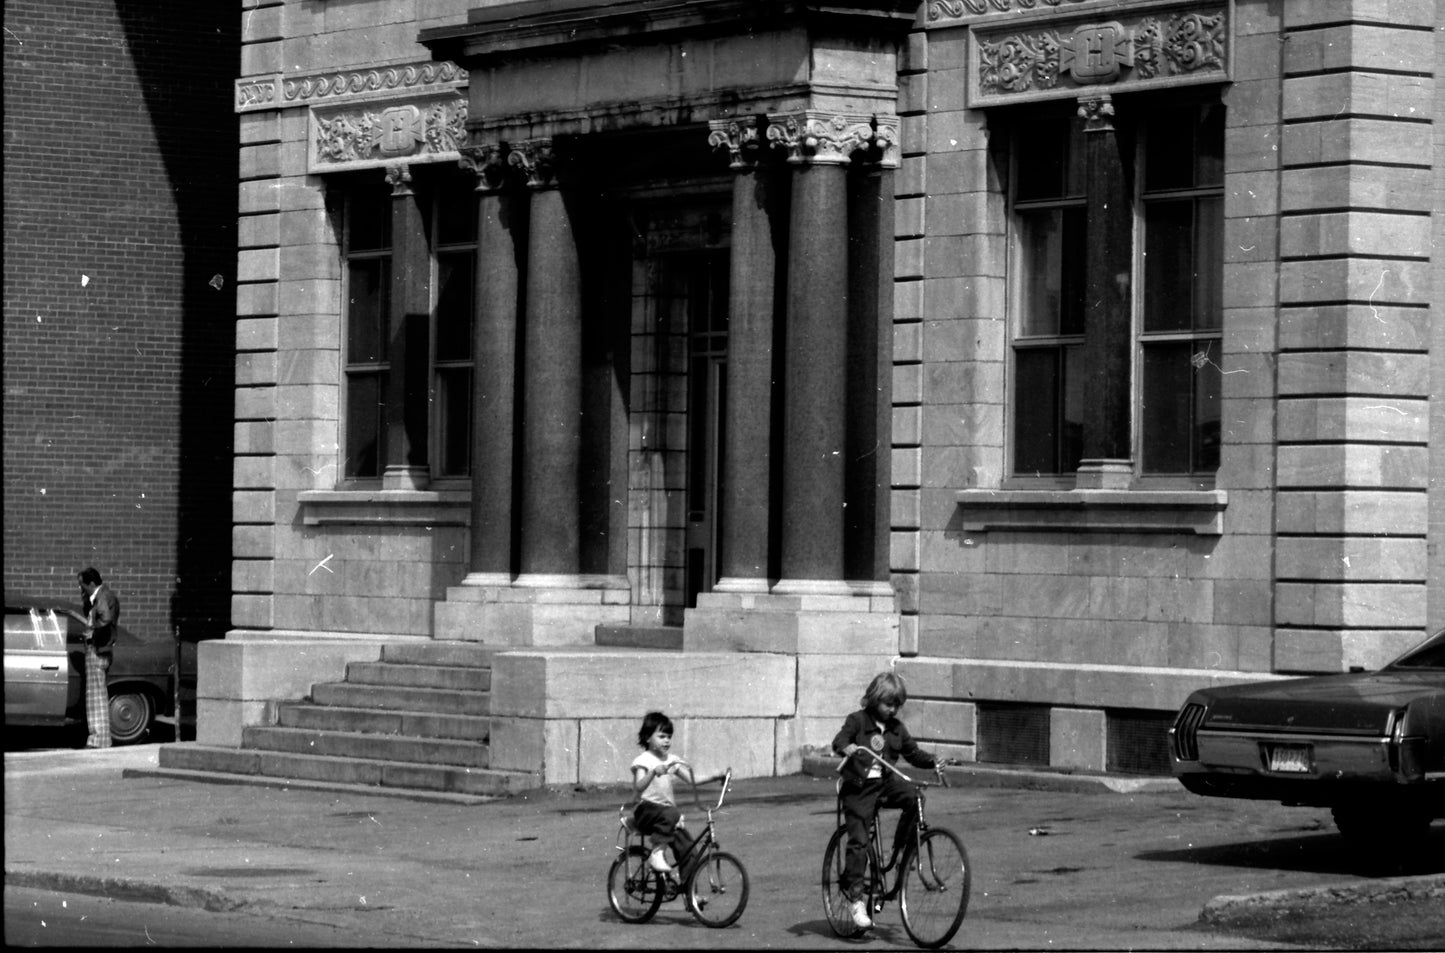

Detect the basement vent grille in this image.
[1107,710,1174,775]
[976,703,1049,766]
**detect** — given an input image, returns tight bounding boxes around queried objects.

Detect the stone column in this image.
[708,118,783,591]
[1076,95,1133,489]
[513,140,582,578]
[846,131,898,585]
[769,113,853,586]
[461,144,524,584]
[382,162,430,490]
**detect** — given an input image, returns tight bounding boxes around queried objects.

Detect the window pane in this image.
[1196,103,1225,187]
[1061,343,1084,470]
[1017,207,1085,337]
[347,260,389,364]
[348,186,392,252]
[435,367,471,477]
[1141,343,1190,473]
[1143,200,1193,333]
[436,179,477,246]
[1060,207,1086,336]
[344,372,383,478]
[1014,349,1060,474]
[435,253,473,362]
[1194,196,1223,331]
[1015,118,1083,201]
[1194,342,1221,472]
[1142,342,1219,475]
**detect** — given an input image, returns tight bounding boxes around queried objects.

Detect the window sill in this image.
[297,489,470,527]
[955,488,1227,536]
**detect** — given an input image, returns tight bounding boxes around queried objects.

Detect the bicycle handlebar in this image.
[837,746,956,788]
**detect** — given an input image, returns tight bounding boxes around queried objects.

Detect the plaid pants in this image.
[84,644,111,748]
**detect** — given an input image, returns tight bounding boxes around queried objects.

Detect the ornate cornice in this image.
[928,0,1094,24]
[237,61,467,114]
[969,6,1227,106]
[764,112,901,168]
[310,95,468,173]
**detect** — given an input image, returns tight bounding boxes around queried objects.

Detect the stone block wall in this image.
[232,0,478,637]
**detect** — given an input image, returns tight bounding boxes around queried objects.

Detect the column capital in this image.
[707,117,766,170]
[459,142,510,191]
[765,112,899,168]
[507,138,558,189]
[384,162,413,194]
[1077,93,1116,133]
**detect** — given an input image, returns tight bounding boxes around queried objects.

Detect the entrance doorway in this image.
[627,205,729,624]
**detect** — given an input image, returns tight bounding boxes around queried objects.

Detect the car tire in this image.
[108,691,155,745]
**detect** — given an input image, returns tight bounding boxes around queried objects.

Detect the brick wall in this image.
[2,1,239,642]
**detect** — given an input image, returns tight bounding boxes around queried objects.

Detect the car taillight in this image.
[1171,703,1206,761]
[1385,707,1424,780]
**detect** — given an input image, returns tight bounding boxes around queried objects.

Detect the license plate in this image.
[1266,744,1311,773]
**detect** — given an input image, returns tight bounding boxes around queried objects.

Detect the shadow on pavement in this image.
[1137,825,1445,878]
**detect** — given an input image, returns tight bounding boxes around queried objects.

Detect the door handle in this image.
[41,664,61,670]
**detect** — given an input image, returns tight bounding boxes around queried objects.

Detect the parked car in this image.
[1169,629,1445,846]
[4,599,178,744]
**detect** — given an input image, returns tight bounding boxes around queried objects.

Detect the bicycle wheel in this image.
[607,846,664,923]
[900,827,971,949]
[686,850,749,928]
[821,827,866,938]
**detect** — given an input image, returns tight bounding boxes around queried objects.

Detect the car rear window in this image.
[1388,632,1445,670]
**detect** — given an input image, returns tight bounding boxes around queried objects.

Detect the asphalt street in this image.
[5,742,1443,949]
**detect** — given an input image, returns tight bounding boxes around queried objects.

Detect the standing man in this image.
[73,567,120,748]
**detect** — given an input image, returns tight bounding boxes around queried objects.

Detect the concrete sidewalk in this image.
[6,742,1442,949]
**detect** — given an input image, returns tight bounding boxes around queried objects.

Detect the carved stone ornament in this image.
[707,118,765,170]
[972,7,1226,104]
[237,61,466,115]
[764,113,901,168]
[458,143,510,190]
[311,95,468,172]
[507,140,557,189]
[928,0,1092,22]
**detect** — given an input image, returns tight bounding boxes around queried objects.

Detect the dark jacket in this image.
[86,585,120,656]
[831,708,936,783]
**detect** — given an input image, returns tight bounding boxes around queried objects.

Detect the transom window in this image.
[1009,101,1223,482]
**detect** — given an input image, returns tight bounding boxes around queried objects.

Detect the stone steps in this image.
[157,640,539,798]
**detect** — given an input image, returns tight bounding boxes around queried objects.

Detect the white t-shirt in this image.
[631,750,684,807]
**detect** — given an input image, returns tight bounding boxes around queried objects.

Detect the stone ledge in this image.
[956,488,1228,535]
[297,489,469,526]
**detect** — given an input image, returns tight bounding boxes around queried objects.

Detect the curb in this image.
[800,755,1182,795]
[1200,874,1445,925]
[4,869,247,912]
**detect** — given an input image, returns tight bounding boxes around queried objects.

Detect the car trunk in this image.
[1201,674,1441,735]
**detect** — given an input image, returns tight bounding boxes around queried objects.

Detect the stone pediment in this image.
[420,0,922,141]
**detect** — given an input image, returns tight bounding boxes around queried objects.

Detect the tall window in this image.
[340,170,476,481]
[342,181,392,479]
[1009,101,1223,481]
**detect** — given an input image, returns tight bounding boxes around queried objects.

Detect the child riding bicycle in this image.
[630,711,727,881]
[832,672,944,930]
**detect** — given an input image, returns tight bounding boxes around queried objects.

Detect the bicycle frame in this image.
[834,751,942,907]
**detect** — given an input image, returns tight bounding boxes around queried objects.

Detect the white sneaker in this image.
[849,898,873,929]
[647,849,673,874]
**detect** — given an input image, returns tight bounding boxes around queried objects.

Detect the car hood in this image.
[1197,673,1444,734]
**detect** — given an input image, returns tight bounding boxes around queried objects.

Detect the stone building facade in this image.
[210,0,1444,784]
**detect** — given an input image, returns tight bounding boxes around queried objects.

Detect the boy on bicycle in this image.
[832,671,944,930]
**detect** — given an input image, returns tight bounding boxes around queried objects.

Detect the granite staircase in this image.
[153,641,540,800]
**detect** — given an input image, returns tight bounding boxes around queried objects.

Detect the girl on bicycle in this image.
[832,671,944,930]
[630,711,726,879]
